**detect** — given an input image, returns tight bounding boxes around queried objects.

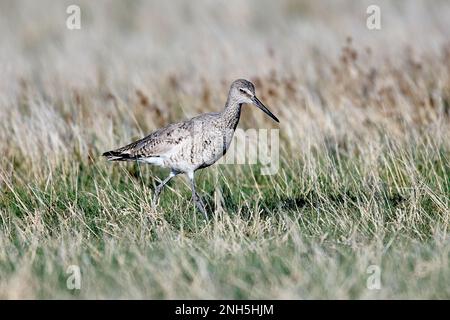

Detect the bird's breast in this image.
[160,123,237,173]
[176,127,235,168]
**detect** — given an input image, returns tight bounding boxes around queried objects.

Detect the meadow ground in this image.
[0,0,449,298]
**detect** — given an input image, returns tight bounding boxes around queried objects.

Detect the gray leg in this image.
[187,171,208,219]
[152,171,177,207]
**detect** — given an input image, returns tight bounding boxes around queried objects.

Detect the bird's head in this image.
[229,79,279,123]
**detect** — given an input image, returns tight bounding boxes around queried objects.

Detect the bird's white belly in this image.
[140,156,165,166]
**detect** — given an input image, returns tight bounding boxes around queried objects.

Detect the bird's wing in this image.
[103,112,220,161]
[103,119,194,160]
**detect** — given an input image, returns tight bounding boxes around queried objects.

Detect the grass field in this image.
[0,0,449,299]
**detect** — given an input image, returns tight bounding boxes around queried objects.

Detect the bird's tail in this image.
[102,150,135,161]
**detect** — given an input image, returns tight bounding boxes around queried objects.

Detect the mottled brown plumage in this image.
[103,79,279,218]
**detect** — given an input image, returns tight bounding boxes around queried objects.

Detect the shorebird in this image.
[103,79,279,218]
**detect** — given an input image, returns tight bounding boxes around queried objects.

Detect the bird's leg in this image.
[152,171,177,208]
[187,171,208,219]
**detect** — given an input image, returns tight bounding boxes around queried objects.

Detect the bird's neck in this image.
[220,98,242,130]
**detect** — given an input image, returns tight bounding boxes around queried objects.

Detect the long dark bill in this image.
[252,96,279,123]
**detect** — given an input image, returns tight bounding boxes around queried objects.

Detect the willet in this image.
[103,79,279,218]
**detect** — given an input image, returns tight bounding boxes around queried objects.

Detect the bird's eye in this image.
[239,88,246,93]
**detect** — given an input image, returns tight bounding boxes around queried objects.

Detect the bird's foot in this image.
[193,194,208,220]
[151,188,162,209]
